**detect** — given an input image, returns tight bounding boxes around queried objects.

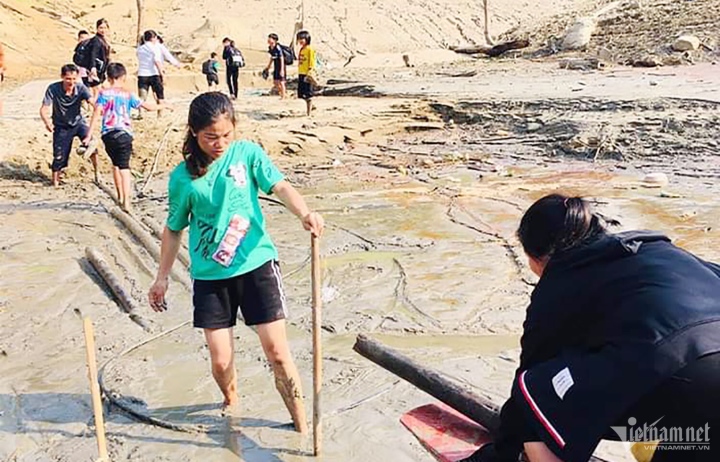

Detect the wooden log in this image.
[140,217,191,268]
[109,207,190,286]
[559,57,605,70]
[85,247,152,332]
[452,39,529,57]
[353,334,501,434]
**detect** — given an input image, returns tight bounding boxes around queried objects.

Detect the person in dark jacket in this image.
[86,18,111,100]
[464,194,720,462]
[221,37,241,99]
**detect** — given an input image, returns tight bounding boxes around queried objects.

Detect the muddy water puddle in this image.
[2,160,719,461]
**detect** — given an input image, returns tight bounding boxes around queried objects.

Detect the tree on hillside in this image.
[484,0,495,45]
[136,0,144,45]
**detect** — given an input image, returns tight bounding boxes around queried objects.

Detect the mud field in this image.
[1,60,720,462]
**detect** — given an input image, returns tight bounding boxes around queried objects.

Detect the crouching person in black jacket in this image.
[464,194,720,462]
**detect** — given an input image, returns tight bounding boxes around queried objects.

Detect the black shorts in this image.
[273,66,286,82]
[86,74,105,88]
[101,130,133,169]
[192,260,287,329]
[138,75,165,100]
[52,123,90,172]
[206,73,219,86]
[298,74,314,100]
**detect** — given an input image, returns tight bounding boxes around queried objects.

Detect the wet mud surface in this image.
[2,62,720,461]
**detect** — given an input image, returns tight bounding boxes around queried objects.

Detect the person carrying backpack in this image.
[202,52,221,90]
[73,30,91,86]
[221,38,244,99]
[82,18,111,101]
[263,33,294,100]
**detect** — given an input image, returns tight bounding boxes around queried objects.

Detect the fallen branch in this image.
[452,39,530,57]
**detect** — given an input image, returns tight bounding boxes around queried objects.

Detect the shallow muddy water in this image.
[2,148,719,462]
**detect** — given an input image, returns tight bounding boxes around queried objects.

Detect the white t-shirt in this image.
[137,42,180,77]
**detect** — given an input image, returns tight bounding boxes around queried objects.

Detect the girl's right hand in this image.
[148,277,169,312]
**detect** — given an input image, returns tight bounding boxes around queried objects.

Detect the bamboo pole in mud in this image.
[83,317,109,461]
[353,334,502,433]
[311,235,322,456]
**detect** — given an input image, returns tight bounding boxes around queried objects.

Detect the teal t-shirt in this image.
[166,141,284,280]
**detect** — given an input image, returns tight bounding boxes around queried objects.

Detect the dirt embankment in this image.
[511,0,720,65]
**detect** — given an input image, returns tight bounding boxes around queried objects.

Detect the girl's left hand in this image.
[302,211,324,237]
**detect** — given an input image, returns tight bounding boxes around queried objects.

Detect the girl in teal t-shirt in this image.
[148,92,324,432]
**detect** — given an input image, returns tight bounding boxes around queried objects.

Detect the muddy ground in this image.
[1,61,719,462]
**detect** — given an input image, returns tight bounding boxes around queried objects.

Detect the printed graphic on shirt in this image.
[212,215,250,267]
[96,89,143,135]
[227,164,247,188]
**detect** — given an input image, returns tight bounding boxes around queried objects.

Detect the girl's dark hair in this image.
[268,33,279,42]
[517,194,615,259]
[143,30,157,43]
[296,30,311,45]
[106,62,126,80]
[96,18,109,29]
[183,92,236,178]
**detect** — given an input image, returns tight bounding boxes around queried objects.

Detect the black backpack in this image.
[73,38,92,69]
[201,59,213,75]
[229,47,245,68]
[279,44,296,65]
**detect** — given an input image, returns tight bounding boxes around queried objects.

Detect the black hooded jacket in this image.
[489,231,720,461]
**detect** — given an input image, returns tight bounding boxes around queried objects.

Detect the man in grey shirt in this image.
[40,64,97,187]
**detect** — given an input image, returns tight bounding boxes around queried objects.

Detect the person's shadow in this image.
[0,392,312,461]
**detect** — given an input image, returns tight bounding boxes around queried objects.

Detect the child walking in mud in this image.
[148,92,323,432]
[85,62,167,212]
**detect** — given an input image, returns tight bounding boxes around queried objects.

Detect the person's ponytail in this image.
[517,194,614,259]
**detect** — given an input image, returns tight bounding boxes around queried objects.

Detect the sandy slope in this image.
[0,0,600,81]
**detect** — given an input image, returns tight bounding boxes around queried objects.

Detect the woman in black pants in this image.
[221,37,241,99]
[86,18,111,101]
[464,194,720,462]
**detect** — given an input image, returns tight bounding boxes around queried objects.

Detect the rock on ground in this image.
[672,34,701,52]
[561,17,597,50]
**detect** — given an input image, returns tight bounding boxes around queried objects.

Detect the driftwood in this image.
[559,57,605,70]
[109,207,190,286]
[140,217,191,268]
[319,84,380,97]
[85,247,152,332]
[452,39,529,57]
[353,334,502,434]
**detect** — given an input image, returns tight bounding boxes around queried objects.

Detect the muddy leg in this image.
[119,168,133,212]
[257,319,308,433]
[112,167,123,206]
[204,328,239,407]
[90,151,99,184]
